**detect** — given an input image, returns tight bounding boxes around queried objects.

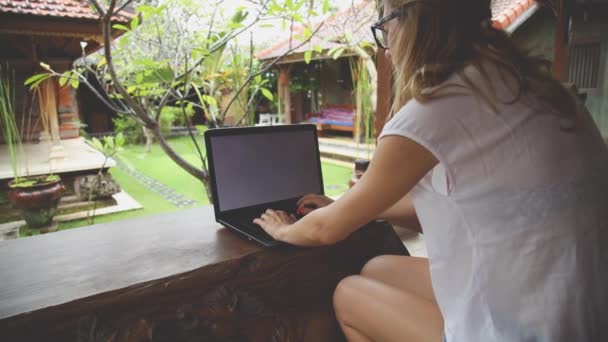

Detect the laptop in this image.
[204,124,324,246]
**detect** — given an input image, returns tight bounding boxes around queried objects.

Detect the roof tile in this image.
[258,0,538,60]
[0,0,132,22]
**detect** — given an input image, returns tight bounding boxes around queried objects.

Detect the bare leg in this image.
[334,256,443,342]
[361,255,436,301]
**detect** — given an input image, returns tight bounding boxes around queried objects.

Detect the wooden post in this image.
[552,0,571,81]
[278,65,292,124]
[40,79,65,161]
[375,50,393,137]
[57,85,80,139]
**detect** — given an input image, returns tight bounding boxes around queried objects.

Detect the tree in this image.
[27,0,330,201]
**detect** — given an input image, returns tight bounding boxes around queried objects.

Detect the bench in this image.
[306,105,355,136]
[0,206,408,341]
[255,113,285,126]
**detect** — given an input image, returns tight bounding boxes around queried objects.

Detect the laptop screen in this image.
[206,125,323,213]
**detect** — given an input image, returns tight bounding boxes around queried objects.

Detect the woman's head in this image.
[376,0,576,121]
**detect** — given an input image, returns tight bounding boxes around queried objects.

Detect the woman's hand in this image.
[253,209,297,239]
[296,194,334,216]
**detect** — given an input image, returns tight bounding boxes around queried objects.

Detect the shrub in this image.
[112,116,143,144]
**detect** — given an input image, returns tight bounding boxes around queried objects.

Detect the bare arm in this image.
[255,136,437,246]
[377,194,422,233]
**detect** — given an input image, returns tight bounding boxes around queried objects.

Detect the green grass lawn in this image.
[36,136,351,235]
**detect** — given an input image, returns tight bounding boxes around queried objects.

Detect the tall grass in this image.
[349,57,375,158]
[0,64,25,182]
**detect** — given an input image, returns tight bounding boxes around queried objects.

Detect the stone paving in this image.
[115,160,198,208]
[318,139,375,163]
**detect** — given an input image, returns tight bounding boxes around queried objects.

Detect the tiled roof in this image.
[0,0,132,22]
[256,0,376,61]
[257,0,538,60]
[491,0,537,30]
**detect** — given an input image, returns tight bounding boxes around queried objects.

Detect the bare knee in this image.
[360,255,393,278]
[333,275,364,321]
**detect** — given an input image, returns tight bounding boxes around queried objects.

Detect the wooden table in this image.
[0,206,408,341]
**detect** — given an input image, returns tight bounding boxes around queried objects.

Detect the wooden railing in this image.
[0,206,407,341]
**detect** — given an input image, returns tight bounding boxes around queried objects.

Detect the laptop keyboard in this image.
[236,217,276,244]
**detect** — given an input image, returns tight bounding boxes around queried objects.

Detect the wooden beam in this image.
[278,65,293,123]
[0,15,102,39]
[375,50,392,137]
[552,0,571,81]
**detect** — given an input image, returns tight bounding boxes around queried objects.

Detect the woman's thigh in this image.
[361,255,437,302]
[333,275,443,342]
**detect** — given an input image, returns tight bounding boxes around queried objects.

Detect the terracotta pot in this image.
[8,178,65,229]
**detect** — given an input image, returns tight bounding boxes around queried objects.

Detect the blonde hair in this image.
[380,0,576,123]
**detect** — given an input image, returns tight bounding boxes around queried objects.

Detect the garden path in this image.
[115,160,198,208]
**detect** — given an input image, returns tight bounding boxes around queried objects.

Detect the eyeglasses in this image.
[371,10,402,50]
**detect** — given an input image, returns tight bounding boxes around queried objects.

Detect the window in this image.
[568,42,603,91]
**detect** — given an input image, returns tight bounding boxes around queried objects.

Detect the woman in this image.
[254,0,608,340]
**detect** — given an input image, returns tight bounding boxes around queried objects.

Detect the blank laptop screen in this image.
[209,129,323,212]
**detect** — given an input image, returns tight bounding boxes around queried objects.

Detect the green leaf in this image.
[345,32,354,43]
[269,4,283,13]
[91,137,103,151]
[112,24,130,31]
[130,16,139,30]
[127,85,137,93]
[260,88,274,101]
[106,136,115,151]
[359,41,374,49]
[323,0,330,13]
[231,10,248,24]
[313,45,323,53]
[202,95,218,107]
[70,79,79,89]
[294,0,305,11]
[24,73,48,86]
[58,75,68,87]
[332,47,346,59]
[303,27,312,39]
[304,50,312,64]
[115,132,125,147]
[327,46,339,56]
[97,57,107,69]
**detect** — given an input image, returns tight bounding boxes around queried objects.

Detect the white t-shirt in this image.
[379,66,608,341]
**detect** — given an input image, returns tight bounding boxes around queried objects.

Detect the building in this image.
[257,0,608,139]
[0,0,131,191]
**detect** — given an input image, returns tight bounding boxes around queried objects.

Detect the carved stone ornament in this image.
[74,173,121,201]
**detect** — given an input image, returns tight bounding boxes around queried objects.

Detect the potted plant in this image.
[1,65,65,231]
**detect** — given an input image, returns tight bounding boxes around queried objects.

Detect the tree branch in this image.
[88,0,106,17]
[113,0,136,17]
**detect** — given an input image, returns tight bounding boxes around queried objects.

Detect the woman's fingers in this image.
[253,209,296,239]
[296,193,333,208]
[255,209,294,225]
[296,194,318,207]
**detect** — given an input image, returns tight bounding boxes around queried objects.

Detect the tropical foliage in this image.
[25,0,332,201]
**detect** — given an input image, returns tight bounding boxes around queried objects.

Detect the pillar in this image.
[57,85,80,139]
[375,50,393,138]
